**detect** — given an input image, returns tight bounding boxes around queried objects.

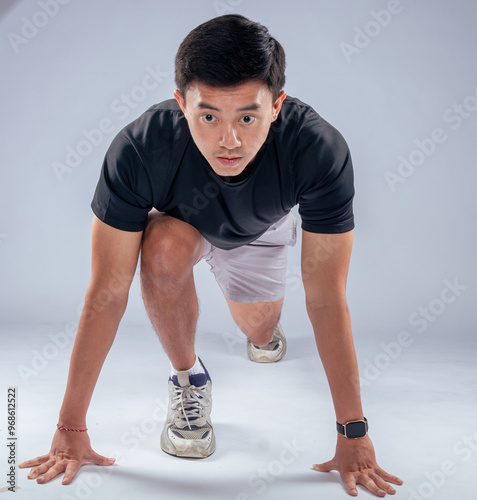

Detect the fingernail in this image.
[63,476,69,484]
[109,458,115,463]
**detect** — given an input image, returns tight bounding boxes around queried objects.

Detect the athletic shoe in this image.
[246,322,287,363]
[160,358,215,458]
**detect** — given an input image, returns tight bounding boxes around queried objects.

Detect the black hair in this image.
[175,14,286,100]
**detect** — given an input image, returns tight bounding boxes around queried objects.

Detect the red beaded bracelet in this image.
[57,424,88,432]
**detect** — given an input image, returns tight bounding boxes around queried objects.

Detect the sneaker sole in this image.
[160,427,216,458]
[247,340,287,363]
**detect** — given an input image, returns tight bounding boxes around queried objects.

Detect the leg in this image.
[201,213,297,360]
[140,211,204,370]
[224,296,284,346]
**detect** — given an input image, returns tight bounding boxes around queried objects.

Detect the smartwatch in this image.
[336,417,368,438]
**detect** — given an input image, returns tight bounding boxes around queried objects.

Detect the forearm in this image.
[58,284,128,427]
[307,301,363,424]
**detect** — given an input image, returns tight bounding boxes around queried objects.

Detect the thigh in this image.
[202,236,292,303]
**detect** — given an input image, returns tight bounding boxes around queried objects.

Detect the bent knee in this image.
[229,299,283,346]
[246,324,276,347]
[141,214,203,278]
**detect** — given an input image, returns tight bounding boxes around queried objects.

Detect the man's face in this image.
[174,81,286,177]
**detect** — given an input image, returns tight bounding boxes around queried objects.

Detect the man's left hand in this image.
[312,435,403,497]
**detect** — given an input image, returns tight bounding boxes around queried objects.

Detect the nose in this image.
[219,124,241,149]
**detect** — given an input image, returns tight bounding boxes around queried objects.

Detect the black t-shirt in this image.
[91,96,354,250]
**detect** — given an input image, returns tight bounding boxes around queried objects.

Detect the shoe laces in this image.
[171,384,209,430]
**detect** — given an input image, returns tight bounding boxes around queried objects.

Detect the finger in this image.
[376,466,404,485]
[356,475,387,497]
[340,472,359,497]
[19,454,50,469]
[312,459,336,472]
[62,462,82,485]
[27,459,55,480]
[36,463,66,484]
[87,451,116,467]
[370,472,397,495]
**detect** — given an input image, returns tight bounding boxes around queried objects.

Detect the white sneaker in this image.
[247,322,287,363]
[160,358,215,458]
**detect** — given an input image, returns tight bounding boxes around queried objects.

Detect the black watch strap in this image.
[336,417,368,438]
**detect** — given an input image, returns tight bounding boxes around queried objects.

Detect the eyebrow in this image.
[197,102,262,112]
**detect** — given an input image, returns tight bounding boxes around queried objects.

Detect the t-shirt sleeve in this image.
[294,112,355,234]
[91,130,153,231]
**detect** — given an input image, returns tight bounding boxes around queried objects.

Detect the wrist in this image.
[57,415,87,429]
[57,423,88,432]
[336,432,371,450]
[336,416,368,439]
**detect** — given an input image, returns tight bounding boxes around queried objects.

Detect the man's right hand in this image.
[19,429,116,485]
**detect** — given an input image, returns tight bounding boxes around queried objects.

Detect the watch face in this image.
[346,421,367,438]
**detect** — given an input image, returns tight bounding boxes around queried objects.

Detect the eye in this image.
[240,115,256,125]
[201,114,217,123]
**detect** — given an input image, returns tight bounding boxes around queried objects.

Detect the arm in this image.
[302,229,402,497]
[19,215,143,484]
[59,215,143,427]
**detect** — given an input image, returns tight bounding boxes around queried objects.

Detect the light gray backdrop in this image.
[1,0,475,338]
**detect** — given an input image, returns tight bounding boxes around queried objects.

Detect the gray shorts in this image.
[200,213,297,303]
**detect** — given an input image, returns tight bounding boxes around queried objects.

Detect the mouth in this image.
[216,156,242,167]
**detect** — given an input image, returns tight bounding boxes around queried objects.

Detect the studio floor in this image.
[1,324,475,500]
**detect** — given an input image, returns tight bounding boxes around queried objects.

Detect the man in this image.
[20,14,403,496]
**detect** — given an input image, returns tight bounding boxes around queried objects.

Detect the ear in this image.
[271,90,287,121]
[174,89,186,115]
